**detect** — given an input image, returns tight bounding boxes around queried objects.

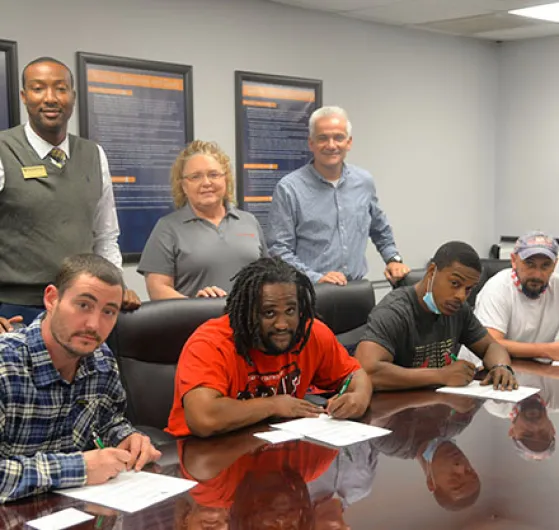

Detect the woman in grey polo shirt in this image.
[138,140,267,299]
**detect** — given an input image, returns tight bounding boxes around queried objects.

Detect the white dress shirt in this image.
[0,123,122,269]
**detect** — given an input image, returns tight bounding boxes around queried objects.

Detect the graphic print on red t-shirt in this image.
[236,361,302,399]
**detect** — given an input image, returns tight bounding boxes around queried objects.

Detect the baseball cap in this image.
[513,231,558,261]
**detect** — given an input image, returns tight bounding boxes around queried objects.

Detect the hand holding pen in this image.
[442,354,477,387]
[326,373,360,418]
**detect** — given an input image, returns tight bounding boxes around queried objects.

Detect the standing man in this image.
[267,106,409,286]
[475,231,559,361]
[0,254,160,503]
[0,57,140,332]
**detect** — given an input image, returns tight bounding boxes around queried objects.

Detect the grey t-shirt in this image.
[138,203,267,296]
[360,286,487,368]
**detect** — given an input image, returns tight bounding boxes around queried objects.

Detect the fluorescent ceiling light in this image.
[509,2,559,23]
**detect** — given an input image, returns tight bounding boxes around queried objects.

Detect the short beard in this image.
[51,327,100,359]
[521,280,547,299]
[259,332,297,356]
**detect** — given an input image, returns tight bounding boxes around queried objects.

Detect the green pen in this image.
[450,354,458,362]
[338,374,354,397]
[92,431,105,450]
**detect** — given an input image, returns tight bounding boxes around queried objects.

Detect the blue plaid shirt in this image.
[0,315,136,503]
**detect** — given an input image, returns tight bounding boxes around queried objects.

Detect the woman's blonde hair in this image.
[170,140,235,209]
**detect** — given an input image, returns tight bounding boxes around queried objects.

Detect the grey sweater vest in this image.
[0,125,102,305]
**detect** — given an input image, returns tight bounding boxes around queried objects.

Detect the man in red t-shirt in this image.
[167,257,372,437]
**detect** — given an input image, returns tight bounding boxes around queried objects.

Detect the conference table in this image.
[2,360,559,530]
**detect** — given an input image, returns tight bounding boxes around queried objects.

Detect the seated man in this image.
[166,257,372,438]
[355,241,517,391]
[475,231,559,361]
[0,254,160,503]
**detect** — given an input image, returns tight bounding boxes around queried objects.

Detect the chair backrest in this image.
[314,280,376,350]
[394,268,426,288]
[468,258,510,306]
[108,280,377,429]
[107,298,226,429]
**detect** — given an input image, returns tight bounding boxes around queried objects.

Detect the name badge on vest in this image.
[21,165,48,179]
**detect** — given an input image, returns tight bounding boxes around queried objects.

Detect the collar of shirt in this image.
[179,201,241,223]
[307,160,349,186]
[24,122,70,161]
[23,314,112,388]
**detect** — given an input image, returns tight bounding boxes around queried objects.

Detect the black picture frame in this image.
[235,71,322,229]
[0,39,20,130]
[76,52,194,263]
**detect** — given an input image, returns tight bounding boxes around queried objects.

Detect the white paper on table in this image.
[26,507,94,530]
[57,471,197,513]
[270,414,391,447]
[436,380,540,403]
[534,357,553,365]
[254,430,304,444]
[551,361,559,367]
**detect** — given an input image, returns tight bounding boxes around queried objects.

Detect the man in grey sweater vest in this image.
[0,57,140,332]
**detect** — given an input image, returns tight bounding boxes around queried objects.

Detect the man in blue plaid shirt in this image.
[0,254,161,503]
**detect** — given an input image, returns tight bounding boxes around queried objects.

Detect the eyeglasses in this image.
[181,171,226,182]
[314,134,349,145]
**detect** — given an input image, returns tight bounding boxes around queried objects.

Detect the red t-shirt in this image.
[179,439,338,508]
[166,314,361,436]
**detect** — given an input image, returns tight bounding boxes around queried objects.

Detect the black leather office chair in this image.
[107,298,226,439]
[468,258,510,306]
[394,268,426,288]
[314,280,376,352]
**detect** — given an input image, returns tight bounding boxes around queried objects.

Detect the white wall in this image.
[0,0,499,299]
[497,36,559,239]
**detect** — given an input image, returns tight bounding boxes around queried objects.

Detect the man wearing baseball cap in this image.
[475,231,559,361]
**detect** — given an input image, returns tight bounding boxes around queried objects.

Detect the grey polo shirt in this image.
[138,203,267,297]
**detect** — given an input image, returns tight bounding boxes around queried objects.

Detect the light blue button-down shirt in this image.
[267,162,398,283]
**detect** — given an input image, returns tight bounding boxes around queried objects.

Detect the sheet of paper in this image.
[551,361,559,367]
[436,380,540,403]
[534,357,553,364]
[254,430,304,444]
[271,414,391,447]
[26,508,94,530]
[57,471,197,513]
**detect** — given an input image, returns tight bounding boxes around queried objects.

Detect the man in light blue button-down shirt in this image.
[267,106,410,285]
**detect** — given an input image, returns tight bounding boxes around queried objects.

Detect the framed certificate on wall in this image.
[235,71,322,231]
[77,52,194,261]
[0,39,20,131]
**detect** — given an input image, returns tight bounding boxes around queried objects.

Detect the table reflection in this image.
[368,391,482,511]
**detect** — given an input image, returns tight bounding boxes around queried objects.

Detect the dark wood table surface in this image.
[3,360,559,530]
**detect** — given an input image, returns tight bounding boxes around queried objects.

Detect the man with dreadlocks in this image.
[166,257,372,437]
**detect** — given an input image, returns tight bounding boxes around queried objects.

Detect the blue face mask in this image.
[423,268,441,315]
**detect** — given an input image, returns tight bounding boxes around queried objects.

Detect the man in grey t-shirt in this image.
[356,241,517,392]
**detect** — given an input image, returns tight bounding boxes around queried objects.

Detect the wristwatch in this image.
[387,255,403,264]
[489,364,515,375]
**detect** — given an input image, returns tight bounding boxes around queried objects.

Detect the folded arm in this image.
[0,451,86,503]
[355,341,448,391]
[486,327,559,360]
[183,387,322,438]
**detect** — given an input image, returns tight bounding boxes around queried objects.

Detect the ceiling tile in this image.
[418,12,541,35]
[343,0,500,25]
[476,21,559,39]
[267,0,400,12]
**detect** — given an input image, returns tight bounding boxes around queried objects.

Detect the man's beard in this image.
[521,279,548,299]
[50,317,101,358]
[260,331,297,356]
